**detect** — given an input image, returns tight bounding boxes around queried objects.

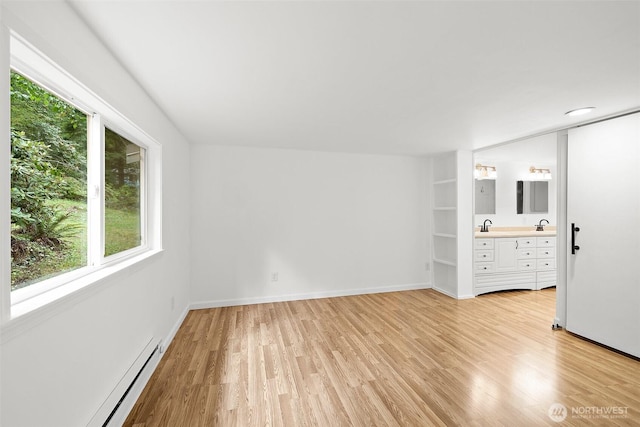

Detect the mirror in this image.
[517,181,548,214]
[475,179,496,214]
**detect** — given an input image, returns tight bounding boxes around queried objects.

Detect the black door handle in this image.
[571,223,581,254]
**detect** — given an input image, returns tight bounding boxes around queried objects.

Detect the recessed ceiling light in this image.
[565,107,596,117]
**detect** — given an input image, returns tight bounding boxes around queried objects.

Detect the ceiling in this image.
[70,1,640,156]
[475,133,557,165]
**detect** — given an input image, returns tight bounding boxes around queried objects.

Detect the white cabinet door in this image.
[567,113,640,358]
[494,238,517,272]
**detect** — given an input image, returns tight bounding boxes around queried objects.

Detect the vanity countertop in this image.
[474,226,557,238]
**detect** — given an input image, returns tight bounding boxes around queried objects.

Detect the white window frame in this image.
[5,33,162,318]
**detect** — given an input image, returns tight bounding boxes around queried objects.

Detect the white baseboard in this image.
[104,343,161,427]
[432,287,474,300]
[191,282,431,310]
[104,306,189,427]
[89,338,158,427]
[432,286,457,299]
[161,305,189,353]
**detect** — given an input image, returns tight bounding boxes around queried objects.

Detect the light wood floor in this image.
[125,289,640,426]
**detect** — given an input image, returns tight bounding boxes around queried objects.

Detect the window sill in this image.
[1,248,163,344]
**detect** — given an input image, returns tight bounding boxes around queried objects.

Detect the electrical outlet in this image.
[425,262,431,271]
[271,272,279,282]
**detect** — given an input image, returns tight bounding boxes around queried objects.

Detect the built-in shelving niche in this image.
[431,153,458,295]
[430,151,473,299]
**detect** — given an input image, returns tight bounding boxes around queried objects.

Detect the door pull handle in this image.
[571,223,581,254]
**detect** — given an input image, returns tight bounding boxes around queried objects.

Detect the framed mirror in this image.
[475,179,496,214]
[517,180,548,214]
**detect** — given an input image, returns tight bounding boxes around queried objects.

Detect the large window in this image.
[8,34,160,309]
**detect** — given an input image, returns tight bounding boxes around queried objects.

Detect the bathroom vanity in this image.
[474,227,556,295]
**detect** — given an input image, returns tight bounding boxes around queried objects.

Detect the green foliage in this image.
[11,130,65,236]
[10,72,87,147]
[105,183,140,211]
[11,199,87,291]
[104,128,141,208]
[10,71,89,288]
[10,130,84,287]
[11,72,87,200]
[104,205,141,257]
[11,234,56,288]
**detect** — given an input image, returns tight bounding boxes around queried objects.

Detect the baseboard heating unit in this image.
[88,338,162,427]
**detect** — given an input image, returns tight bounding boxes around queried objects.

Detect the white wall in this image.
[0,3,191,426]
[190,145,429,306]
[474,134,557,227]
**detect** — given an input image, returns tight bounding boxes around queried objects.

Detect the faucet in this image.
[480,219,492,232]
[536,219,549,231]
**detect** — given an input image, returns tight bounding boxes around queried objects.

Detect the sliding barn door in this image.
[566,112,640,358]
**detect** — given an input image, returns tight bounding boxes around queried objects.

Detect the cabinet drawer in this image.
[516,238,536,248]
[475,262,495,274]
[536,247,555,258]
[518,259,536,271]
[475,250,494,262]
[475,239,494,249]
[537,259,556,270]
[536,237,556,247]
[517,248,536,259]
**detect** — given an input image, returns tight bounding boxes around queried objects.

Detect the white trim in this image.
[103,305,189,426]
[432,286,474,300]
[432,286,458,299]
[88,337,157,427]
[0,18,11,323]
[88,113,104,267]
[102,345,161,427]
[190,282,431,310]
[555,130,569,327]
[163,305,189,355]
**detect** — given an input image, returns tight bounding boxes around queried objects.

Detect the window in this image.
[7,34,161,309]
[104,128,144,257]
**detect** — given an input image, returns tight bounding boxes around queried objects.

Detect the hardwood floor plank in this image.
[124,289,640,426]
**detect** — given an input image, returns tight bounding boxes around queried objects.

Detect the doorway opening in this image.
[471,134,558,310]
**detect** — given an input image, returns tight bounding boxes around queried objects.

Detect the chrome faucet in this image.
[480,219,492,232]
[536,219,549,231]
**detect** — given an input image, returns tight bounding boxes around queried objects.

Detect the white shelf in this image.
[433,178,456,185]
[433,233,456,239]
[434,258,457,267]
